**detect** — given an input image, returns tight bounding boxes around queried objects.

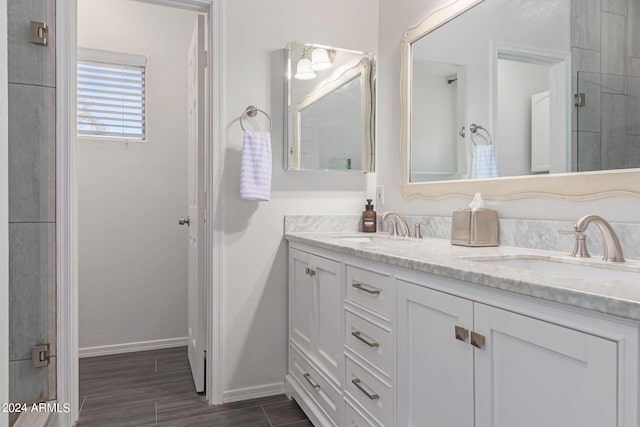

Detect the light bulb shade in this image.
[294,58,316,80]
[310,48,332,71]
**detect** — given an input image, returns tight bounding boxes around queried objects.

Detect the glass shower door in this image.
[576,71,637,171]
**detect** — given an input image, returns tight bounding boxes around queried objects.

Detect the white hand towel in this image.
[471,144,498,179]
[240,130,272,201]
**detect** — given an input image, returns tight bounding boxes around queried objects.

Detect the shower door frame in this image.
[55,1,224,425]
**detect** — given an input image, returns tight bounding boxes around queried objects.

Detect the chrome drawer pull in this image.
[303,373,321,390]
[352,282,381,295]
[352,378,379,401]
[351,330,379,348]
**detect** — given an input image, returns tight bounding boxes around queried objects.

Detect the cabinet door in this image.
[474,304,618,427]
[397,280,474,427]
[290,248,314,354]
[315,255,342,384]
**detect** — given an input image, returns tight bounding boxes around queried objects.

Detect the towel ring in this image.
[470,123,493,146]
[240,105,272,131]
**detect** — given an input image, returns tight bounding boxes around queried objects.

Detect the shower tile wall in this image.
[572,0,640,170]
[7,0,57,407]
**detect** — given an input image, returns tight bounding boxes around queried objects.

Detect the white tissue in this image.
[468,192,484,211]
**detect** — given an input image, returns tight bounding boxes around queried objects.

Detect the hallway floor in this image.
[77,347,312,426]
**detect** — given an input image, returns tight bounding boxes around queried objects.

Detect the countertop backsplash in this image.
[284,214,640,261]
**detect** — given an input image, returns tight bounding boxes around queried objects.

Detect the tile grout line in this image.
[278,421,310,427]
[261,405,275,427]
[78,395,87,417]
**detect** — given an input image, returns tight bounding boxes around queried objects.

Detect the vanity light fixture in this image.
[294,48,316,80]
[310,48,333,71]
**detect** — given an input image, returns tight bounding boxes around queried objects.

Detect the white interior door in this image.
[186,14,207,393]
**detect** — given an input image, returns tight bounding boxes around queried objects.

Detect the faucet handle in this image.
[558,229,576,235]
[414,222,427,239]
[558,229,590,258]
[386,220,399,236]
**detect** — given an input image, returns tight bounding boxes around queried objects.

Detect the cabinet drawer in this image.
[345,398,380,427]
[346,265,393,320]
[345,310,393,378]
[345,356,392,427]
[290,345,342,426]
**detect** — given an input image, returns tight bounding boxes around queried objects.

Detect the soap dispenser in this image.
[362,199,377,233]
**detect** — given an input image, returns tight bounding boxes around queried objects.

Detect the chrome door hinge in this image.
[32,344,50,368]
[574,93,586,108]
[30,21,49,46]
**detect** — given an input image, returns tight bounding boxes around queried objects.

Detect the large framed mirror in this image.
[286,41,376,172]
[400,0,640,200]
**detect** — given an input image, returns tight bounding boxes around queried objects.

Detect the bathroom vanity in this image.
[284,232,640,427]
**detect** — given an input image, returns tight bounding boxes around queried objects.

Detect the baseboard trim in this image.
[78,337,188,358]
[223,382,285,403]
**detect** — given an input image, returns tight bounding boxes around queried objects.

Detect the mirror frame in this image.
[285,42,376,173]
[400,0,640,200]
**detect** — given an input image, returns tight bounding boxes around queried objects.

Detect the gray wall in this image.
[572,0,640,170]
[7,0,56,406]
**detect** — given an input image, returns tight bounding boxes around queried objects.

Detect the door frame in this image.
[56,1,224,425]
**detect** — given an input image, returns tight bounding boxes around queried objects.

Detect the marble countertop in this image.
[285,232,640,322]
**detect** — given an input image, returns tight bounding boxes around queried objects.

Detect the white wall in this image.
[1,0,9,423]
[377,0,640,222]
[497,59,549,177]
[77,0,196,351]
[221,0,378,396]
[411,60,458,176]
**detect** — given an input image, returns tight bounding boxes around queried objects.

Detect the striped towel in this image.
[470,144,498,179]
[240,130,272,201]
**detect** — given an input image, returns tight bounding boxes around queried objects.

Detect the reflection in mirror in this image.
[411,60,467,181]
[285,41,376,172]
[400,0,640,200]
[407,0,572,183]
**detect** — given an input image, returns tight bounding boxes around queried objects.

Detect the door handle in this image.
[455,325,469,342]
[178,217,191,226]
[471,331,485,349]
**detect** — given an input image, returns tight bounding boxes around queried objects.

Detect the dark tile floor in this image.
[77,347,311,426]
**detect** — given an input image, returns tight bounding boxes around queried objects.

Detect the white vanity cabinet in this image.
[344,265,395,427]
[396,281,474,427]
[286,238,640,427]
[398,276,634,427]
[288,247,344,426]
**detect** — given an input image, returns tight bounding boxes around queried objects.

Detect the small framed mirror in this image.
[285,41,376,172]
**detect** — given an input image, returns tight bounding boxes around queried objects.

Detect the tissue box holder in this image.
[451,208,499,247]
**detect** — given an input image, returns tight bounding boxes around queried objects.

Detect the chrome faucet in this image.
[381,211,411,238]
[571,215,625,262]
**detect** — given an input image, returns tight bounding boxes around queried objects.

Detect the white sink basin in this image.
[464,255,640,282]
[337,237,375,243]
[332,234,397,244]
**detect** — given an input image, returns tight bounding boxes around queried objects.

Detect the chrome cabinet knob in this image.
[178,217,190,226]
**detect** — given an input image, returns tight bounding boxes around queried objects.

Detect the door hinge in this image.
[32,344,50,368]
[200,50,209,69]
[574,93,586,108]
[30,21,49,46]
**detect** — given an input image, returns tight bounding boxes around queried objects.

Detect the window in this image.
[77,48,147,140]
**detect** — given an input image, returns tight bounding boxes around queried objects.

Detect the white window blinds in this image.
[77,49,147,140]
